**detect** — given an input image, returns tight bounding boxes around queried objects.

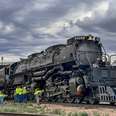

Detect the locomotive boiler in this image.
[1,34,116,104]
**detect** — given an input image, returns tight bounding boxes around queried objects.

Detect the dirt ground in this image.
[41,103,116,116]
[0,102,116,116]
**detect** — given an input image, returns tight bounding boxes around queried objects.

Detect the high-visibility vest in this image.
[15,87,23,95]
[22,88,27,94]
[19,88,23,95]
[34,88,43,95]
[0,91,6,97]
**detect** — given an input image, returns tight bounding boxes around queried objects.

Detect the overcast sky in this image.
[0,0,116,62]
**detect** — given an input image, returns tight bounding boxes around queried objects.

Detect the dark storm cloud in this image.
[0,0,116,61]
[64,0,116,52]
[73,1,116,34]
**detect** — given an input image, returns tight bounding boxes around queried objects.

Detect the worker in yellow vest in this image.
[15,86,23,95]
[14,86,23,102]
[34,88,44,105]
[22,87,28,103]
[0,91,6,104]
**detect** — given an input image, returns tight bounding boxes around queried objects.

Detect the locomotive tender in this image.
[1,35,116,104]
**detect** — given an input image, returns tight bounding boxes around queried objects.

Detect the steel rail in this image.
[0,112,56,116]
[42,102,116,109]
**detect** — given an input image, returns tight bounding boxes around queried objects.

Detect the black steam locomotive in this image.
[1,35,116,104]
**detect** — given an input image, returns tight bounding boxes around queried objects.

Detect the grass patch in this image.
[67,112,88,116]
[0,103,110,116]
[50,109,66,116]
[78,112,88,116]
[0,103,53,115]
[0,107,17,113]
[93,112,100,116]
[0,103,39,114]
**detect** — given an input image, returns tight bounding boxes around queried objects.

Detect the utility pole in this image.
[1,56,4,65]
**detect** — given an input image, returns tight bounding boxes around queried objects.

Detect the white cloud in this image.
[0,22,15,34]
[0,54,20,63]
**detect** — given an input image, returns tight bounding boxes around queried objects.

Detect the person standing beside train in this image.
[14,86,23,103]
[34,88,44,105]
[0,90,6,104]
[22,86,28,103]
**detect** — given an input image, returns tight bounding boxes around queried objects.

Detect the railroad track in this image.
[42,102,116,109]
[0,112,57,116]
